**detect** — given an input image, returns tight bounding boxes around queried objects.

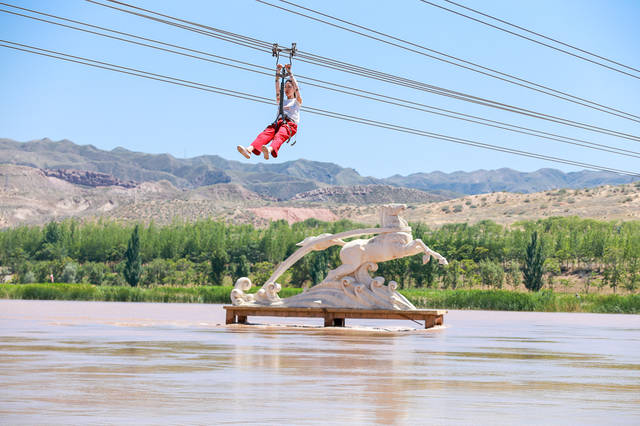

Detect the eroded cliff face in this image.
[43,169,138,189]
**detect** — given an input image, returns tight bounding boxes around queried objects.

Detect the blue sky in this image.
[1,0,639,178]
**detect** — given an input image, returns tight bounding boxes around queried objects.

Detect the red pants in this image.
[250,119,298,158]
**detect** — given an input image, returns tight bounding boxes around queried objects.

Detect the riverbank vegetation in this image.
[1,284,638,314]
[1,216,639,298]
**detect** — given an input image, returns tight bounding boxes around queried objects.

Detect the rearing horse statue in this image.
[325,203,448,282]
[231,203,448,308]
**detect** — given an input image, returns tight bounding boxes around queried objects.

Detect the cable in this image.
[79,2,272,54]
[85,0,272,51]
[5,3,640,159]
[294,51,640,142]
[0,6,274,77]
[430,0,640,76]
[258,0,640,123]
[0,40,274,104]
[2,39,639,177]
[83,0,640,143]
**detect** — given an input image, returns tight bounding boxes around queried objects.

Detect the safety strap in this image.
[271,43,297,123]
[282,118,297,146]
[271,43,298,145]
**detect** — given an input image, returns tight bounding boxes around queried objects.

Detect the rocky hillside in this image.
[0,138,378,200]
[289,185,448,204]
[0,164,180,227]
[2,163,640,228]
[43,169,137,188]
[332,182,640,227]
[2,137,640,228]
[2,138,637,200]
[0,164,439,227]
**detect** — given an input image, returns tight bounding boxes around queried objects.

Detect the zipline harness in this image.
[272,42,298,146]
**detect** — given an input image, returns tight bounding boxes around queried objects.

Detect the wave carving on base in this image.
[231,262,416,310]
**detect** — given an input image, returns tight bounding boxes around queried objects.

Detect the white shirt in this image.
[282,97,300,124]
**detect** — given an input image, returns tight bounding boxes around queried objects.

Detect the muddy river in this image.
[1,300,638,424]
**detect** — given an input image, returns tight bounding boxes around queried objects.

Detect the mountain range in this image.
[1,138,637,200]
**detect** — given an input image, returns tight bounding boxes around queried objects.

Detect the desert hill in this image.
[334,183,640,227]
[1,162,639,228]
[0,138,381,200]
[2,138,637,199]
[0,164,446,227]
[2,137,639,228]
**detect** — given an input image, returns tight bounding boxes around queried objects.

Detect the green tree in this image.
[559,278,572,292]
[82,262,107,285]
[505,260,521,289]
[209,249,229,285]
[478,259,504,289]
[460,259,479,288]
[235,254,251,278]
[308,251,329,285]
[21,270,36,284]
[61,262,78,283]
[123,225,142,287]
[408,253,436,288]
[441,259,461,289]
[523,231,545,292]
[36,221,66,260]
[250,261,274,286]
[543,258,561,290]
[603,247,624,294]
[624,258,640,293]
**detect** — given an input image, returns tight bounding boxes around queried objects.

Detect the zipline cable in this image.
[424,0,640,77]
[0,40,274,104]
[84,0,272,52]
[0,6,275,78]
[257,0,640,122]
[4,3,640,159]
[294,50,640,142]
[2,39,639,178]
[83,0,640,143]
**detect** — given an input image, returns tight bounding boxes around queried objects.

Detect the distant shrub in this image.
[21,271,36,284]
[81,262,107,285]
[61,262,78,284]
[104,273,125,286]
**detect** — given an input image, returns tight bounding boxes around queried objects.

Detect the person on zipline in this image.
[237,63,302,160]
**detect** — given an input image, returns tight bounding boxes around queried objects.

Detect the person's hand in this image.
[277,64,283,70]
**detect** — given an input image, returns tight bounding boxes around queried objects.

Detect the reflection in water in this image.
[0,300,639,425]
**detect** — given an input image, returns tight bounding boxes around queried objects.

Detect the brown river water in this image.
[1,300,639,425]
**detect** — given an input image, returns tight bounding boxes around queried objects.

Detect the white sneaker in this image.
[237,145,251,159]
[261,145,272,160]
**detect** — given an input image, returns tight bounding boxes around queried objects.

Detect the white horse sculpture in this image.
[325,204,448,282]
[231,203,448,309]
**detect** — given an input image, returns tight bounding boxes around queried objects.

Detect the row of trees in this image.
[1,216,639,292]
